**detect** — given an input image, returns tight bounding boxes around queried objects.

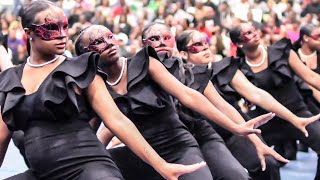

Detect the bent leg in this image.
[226,135,280,180]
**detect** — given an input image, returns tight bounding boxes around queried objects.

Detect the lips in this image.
[156,48,168,52]
[56,42,66,48]
[106,47,117,55]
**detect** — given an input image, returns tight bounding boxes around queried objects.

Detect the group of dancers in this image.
[0,0,320,179]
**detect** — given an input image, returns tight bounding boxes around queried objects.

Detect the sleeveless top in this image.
[98,47,198,158]
[0,52,98,131]
[238,38,308,113]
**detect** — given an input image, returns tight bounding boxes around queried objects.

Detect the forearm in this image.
[182,90,239,133]
[103,115,166,172]
[0,129,12,167]
[246,89,297,123]
[213,100,247,125]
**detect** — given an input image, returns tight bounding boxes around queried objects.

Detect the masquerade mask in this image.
[83,32,117,54]
[30,15,69,41]
[309,33,320,41]
[143,32,175,48]
[184,35,209,54]
[240,27,257,43]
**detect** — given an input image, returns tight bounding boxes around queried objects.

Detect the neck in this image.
[301,45,316,55]
[243,45,261,60]
[29,50,58,64]
[101,57,124,81]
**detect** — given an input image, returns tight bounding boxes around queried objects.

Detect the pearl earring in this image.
[30,38,33,41]
[238,45,243,48]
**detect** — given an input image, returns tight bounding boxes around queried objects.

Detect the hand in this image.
[293,113,320,137]
[236,112,275,136]
[255,142,290,171]
[158,161,207,180]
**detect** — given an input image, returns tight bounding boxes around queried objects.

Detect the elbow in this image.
[247,89,265,104]
[179,90,198,108]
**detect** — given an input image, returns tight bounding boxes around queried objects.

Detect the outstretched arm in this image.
[231,70,320,137]
[203,81,288,169]
[148,57,264,136]
[0,108,12,167]
[289,50,320,91]
[86,75,206,180]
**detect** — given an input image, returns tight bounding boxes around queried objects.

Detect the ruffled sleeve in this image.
[41,52,100,113]
[161,57,183,81]
[0,52,100,131]
[184,64,212,94]
[127,46,159,89]
[0,67,25,131]
[267,38,293,81]
[211,57,241,95]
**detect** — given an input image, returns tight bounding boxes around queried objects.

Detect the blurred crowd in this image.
[0,0,320,65]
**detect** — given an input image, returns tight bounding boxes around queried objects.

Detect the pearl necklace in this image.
[245,45,266,67]
[298,48,317,59]
[106,57,126,86]
[27,55,60,68]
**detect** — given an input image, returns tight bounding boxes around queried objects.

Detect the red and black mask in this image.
[184,35,209,54]
[309,33,320,41]
[240,27,257,43]
[29,14,69,41]
[143,32,175,48]
[83,32,117,54]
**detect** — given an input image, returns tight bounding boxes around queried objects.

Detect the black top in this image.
[238,38,308,113]
[0,52,98,131]
[0,53,120,179]
[211,56,243,105]
[99,47,198,158]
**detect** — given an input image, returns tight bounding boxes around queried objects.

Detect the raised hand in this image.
[255,142,289,171]
[236,112,275,136]
[293,113,320,137]
[158,161,207,180]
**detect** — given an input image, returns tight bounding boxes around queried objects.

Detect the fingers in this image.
[302,127,308,137]
[250,112,275,128]
[308,113,320,124]
[269,149,290,164]
[258,154,266,171]
[180,161,207,175]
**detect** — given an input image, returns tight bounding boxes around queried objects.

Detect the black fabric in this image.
[295,50,320,115]
[1,53,124,180]
[211,56,243,104]
[238,38,320,177]
[159,56,252,180]
[101,47,212,180]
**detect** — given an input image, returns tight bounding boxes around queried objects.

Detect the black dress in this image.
[236,38,320,178]
[103,47,212,180]
[209,57,281,180]
[161,57,250,180]
[295,50,320,115]
[1,53,124,180]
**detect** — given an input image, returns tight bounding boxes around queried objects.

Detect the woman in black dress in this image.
[74,24,271,180]
[228,23,320,179]
[175,28,320,179]
[292,24,320,114]
[140,22,288,180]
[0,1,207,179]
